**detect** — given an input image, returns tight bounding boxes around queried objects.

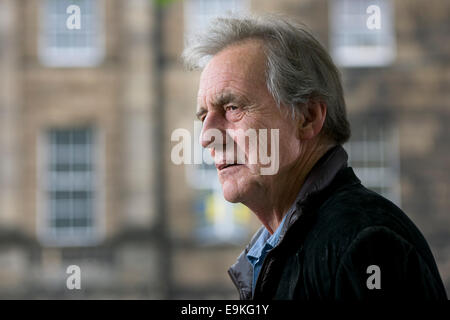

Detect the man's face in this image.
[197,40,301,203]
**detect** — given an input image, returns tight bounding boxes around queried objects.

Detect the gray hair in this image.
[182,15,351,144]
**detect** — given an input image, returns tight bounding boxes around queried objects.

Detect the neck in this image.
[245,139,333,234]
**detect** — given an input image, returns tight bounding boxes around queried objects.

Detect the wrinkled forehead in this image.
[198,40,267,98]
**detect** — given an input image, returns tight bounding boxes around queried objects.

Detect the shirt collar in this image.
[247,213,288,262]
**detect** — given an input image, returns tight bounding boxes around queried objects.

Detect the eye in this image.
[225,105,238,112]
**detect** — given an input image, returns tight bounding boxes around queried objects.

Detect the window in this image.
[185,131,251,245]
[39,0,104,67]
[38,127,102,246]
[344,121,401,205]
[329,0,396,67]
[184,0,250,40]
[192,188,251,245]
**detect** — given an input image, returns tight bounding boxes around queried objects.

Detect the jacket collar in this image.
[227,144,349,299]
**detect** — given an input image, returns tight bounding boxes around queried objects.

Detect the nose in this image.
[200,111,225,150]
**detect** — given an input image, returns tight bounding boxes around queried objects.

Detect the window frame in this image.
[38,0,105,67]
[184,122,251,245]
[37,126,105,247]
[183,0,250,42]
[329,0,396,67]
[344,122,401,206]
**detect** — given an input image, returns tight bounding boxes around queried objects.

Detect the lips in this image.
[215,162,243,171]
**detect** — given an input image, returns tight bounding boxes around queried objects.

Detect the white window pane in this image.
[344,123,401,205]
[45,127,97,244]
[39,0,104,67]
[184,0,250,41]
[329,0,396,67]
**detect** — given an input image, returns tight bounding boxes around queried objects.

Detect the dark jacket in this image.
[228,145,447,300]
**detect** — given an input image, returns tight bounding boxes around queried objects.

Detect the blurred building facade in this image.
[0,0,448,299]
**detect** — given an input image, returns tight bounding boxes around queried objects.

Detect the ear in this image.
[297,99,327,140]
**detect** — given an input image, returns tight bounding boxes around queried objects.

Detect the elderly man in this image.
[182,16,447,300]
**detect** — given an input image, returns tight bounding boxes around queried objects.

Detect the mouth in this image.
[216,163,244,171]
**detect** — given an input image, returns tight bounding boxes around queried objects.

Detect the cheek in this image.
[279,136,301,165]
[227,113,298,166]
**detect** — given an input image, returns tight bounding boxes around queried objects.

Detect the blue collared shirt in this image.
[246,214,288,293]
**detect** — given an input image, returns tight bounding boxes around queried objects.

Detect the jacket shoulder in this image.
[295,181,446,299]
[311,181,419,248]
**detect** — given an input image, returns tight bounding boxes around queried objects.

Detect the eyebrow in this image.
[196,108,207,121]
[196,92,247,120]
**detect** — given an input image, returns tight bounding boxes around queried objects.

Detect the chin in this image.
[222,187,241,203]
[221,180,245,203]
